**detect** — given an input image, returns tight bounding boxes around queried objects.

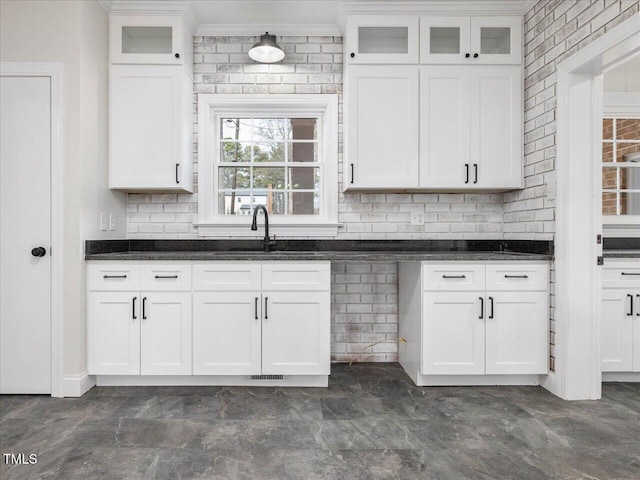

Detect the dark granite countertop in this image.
[85,239,553,262]
[602,238,640,259]
[603,251,640,259]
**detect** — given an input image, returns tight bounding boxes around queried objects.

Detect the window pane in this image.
[258,192,285,215]
[617,142,640,163]
[252,118,287,141]
[289,118,317,140]
[254,142,285,162]
[289,191,319,215]
[218,167,250,189]
[616,118,640,140]
[221,142,251,162]
[288,142,317,163]
[218,191,252,215]
[602,142,613,163]
[620,166,640,190]
[220,118,251,141]
[430,27,460,54]
[603,118,613,140]
[620,191,640,215]
[289,167,319,190]
[254,167,285,189]
[122,26,172,54]
[480,27,511,54]
[359,27,408,54]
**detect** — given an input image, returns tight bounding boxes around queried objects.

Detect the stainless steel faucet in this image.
[251,205,277,252]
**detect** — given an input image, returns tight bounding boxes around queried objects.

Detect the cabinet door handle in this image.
[255,296,259,320]
[264,297,268,320]
[443,275,466,279]
[142,297,147,319]
[464,164,469,184]
[103,274,126,279]
[350,163,354,184]
[465,53,470,58]
[154,275,178,279]
[473,164,478,184]
[473,53,479,58]
[628,294,634,316]
[175,53,180,59]
[505,274,528,279]
[621,272,640,276]
[479,296,484,319]
[176,163,180,184]
[350,52,355,58]
[637,295,640,317]
[489,296,494,319]
[132,296,137,320]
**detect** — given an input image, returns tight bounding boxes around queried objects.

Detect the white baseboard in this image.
[602,372,640,382]
[96,375,328,387]
[415,373,540,386]
[63,371,96,397]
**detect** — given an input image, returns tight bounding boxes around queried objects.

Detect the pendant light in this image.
[248,32,285,63]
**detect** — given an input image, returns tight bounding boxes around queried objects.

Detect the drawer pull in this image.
[621,272,640,276]
[443,275,466,279]
[103,274,127,279]
[505,275,529,279]
[154,275,178,279]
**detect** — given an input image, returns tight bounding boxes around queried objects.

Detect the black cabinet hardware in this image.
[154,275,178,279]
[505,274,528,279]
[175,163,180,184]
[443,275,466,279]
[597,256,604,266]
[464,163,469,184]
[350,52,355,58]
[142,297,147,319]
[621,272,640,276]
[175,53,180,58]
[473,53,479,58]
[350,163,354,184]
[637,295,640,317]
[255,297,259,320]
[31,247,46,257]
[132,297,137,319]
[103,274,126,279]
[264,297,268,319]
[628,294,634,316]
[489,296,494,319]
[465,53,470,58]
[479,297,484,319]
[473,164,478,184]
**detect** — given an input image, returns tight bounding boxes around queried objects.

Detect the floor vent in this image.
[250,374,285,380]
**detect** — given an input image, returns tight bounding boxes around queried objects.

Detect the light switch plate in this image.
[410,212,425,226]
[100,212,108,231]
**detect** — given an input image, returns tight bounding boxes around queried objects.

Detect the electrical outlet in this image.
[410,211,425,226]
[100,212,108,231]
[109,213,116,231]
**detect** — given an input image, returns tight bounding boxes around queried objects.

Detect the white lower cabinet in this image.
[601,260,640,373]
[400,261,549,385]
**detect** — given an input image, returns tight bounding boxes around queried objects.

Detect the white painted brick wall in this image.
[512,0,639,370]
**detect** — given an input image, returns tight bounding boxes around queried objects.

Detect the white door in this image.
[422,292,485,375]
[140,292,192,375]
[262,292,330,375]
[601,289,634,372]
[346,65,419,189]
[470,66,522,189]
[88,292,140,375]
[0,76,52,394]
[192,292,262,375]
[485,292,548,375]
[419,66,470,188]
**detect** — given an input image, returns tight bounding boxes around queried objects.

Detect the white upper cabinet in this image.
[111,15,184,66]
[345,65,419,189]
[421,16,522,65]
[346,16,419,64]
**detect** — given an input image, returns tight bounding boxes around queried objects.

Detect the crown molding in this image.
[196,23,341,37]
[339,0,536,15]
[102,0,191,14]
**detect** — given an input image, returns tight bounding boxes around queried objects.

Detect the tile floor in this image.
[1,363,639,479]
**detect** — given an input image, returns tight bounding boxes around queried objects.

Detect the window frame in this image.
[197,94,339,237]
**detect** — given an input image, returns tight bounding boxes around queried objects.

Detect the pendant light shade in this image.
[248,32,285,63]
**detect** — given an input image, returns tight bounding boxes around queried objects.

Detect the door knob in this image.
[31,247,46,257]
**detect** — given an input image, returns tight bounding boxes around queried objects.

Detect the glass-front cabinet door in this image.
[421,16,521,65]
[110,15,183,65]
[346,16,419,64]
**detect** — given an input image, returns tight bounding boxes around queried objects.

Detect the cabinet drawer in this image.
[603,263,640,288]
[423,264,485,291]
[141,264,191,291]
[88,264,140,291]
[262,263,330,291]
[486,264,549,291]
[193,264,261,291]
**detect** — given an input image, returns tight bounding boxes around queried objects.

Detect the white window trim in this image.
[602,93,640,236]
[197,94,339,237]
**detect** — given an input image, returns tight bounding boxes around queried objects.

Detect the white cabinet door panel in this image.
[88,292,140,375]
[140,293,192,375]
[601,289,634,372]
[346,16,419,64]
[420,16,471,64]
[422,292,485,375]
[262,263,330,291]
[346,66,419,189]
[634,291,640,372]
[423,263,485,292]
[192,292,262,375]
[485,292,548,375]
[470,16,522,65]
[262,292,330,375]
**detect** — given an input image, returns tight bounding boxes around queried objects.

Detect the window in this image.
[602,117,640,219]
[197,95,338,237]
